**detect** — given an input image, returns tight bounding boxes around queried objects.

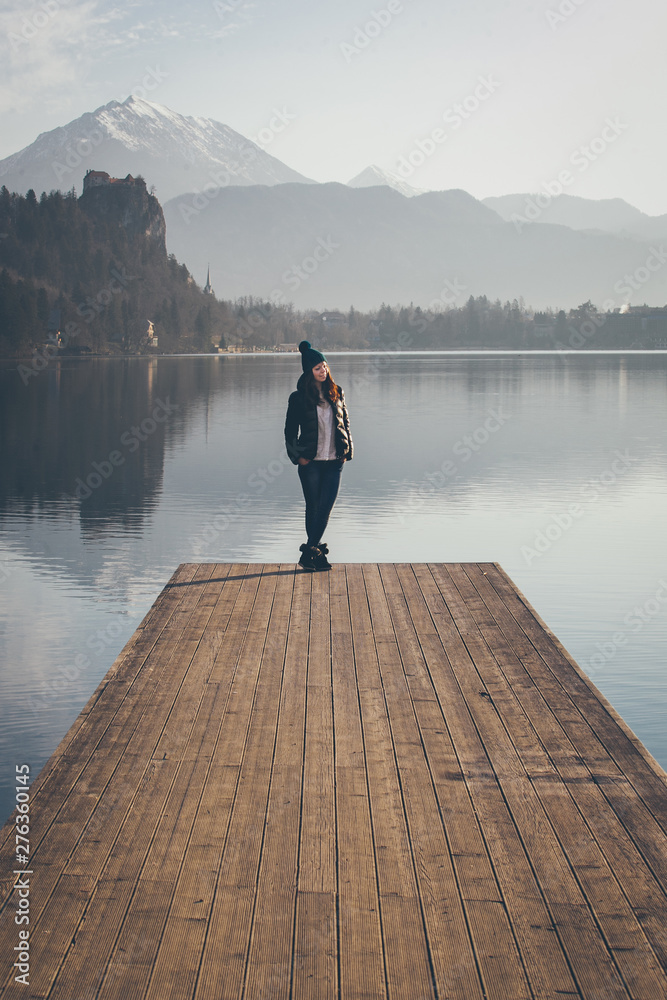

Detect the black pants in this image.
[297,459,344,547]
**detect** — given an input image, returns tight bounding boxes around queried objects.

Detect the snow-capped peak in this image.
[347,165,427,198]
[0,97,315,202]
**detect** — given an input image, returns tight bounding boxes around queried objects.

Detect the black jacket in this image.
[284,373,353,465]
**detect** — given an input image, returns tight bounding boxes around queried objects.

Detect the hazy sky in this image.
[1,0,666,213]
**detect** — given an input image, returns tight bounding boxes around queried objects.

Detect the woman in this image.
[284,341,353,571]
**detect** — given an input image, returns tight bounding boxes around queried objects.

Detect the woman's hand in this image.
[298,457,310,466]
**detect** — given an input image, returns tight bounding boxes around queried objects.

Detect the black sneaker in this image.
[298,544,319,571]
[313,546,331,571]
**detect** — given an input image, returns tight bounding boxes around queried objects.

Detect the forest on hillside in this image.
[0,186,238,356]
[1,187,665,357]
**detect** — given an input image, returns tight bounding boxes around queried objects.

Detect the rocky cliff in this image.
[79,173,166,254]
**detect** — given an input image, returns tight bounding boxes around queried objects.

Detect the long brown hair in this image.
[303,368,341,404]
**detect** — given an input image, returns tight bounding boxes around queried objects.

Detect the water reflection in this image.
[1,352,666,823]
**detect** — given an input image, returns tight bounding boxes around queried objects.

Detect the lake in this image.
[1,351,666,823]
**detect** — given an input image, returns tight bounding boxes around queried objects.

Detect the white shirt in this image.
[314,394,337,460]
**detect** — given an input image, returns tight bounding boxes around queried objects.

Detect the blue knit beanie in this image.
[299,340,327,373]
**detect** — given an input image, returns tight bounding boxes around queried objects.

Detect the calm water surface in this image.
[1,352,666,823]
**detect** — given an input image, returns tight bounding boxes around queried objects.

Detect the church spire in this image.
[204,265,213,296]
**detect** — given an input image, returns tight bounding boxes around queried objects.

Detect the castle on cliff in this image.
[79,169,165,254]
[83,170,146,191]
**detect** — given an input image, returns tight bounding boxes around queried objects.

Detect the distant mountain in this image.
[163,182,667,310]
[347,165,425,198]
[0,97,315,203]
[484,193,667,242]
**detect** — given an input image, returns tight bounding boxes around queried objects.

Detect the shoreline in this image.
[4,346,667,363]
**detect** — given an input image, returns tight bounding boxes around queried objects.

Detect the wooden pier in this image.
[1,563,667,999]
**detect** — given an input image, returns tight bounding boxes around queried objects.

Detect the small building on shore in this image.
[320,311,346,328]
[145,320,158,349]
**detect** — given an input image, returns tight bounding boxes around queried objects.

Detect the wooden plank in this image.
[395,566,536,1000]
[463,562,667,972]
[368,564,489,1000]
[298,570,335,894]
[244,567,306,1000]
[346,564,436,1000]
[145,566,285,1000]
[195,565,291,1000]
[488,563,667,813]
[331,566,386,1000]
[96,880,176,1000]
[0,633,201,996]
[141,563,206,630]
[0,563,200,866]
[151,575,233,762]
[293,892,337,1000]
[292,571,337,1000]
[91,566,264,1000]
[2,874,96,999]
[483,563,667,882]
[50,569,252,1000]
[51,756,208,1000]
[426,563,634,999]
[389,564,539,1000]
[1,563,666,1000]
[405,563,612,999]
[182,563,260,765]
[0,569,225,998]
[444,562,667,998]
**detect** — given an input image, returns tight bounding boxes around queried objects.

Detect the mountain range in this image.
[162,182,667,311]
[483,194,667,243]
[2,97,667,310]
